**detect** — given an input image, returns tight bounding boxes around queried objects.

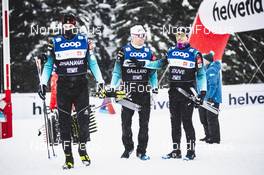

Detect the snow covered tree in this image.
[9,0,115,92]
[6,0,264,92]
[223,31,264,84]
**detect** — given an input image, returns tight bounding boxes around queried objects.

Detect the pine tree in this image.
[10,0,115,91]
[6,0,264,92]
[223,31,264,84]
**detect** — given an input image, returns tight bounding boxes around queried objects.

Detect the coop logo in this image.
[213,0,264,22]
[60,42,81,48]
[172,51,189,58]
[129,52,147,58]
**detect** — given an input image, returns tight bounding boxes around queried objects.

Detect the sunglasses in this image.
[132,33,146,39]
[63,23,76,30]
[63,17,76,25]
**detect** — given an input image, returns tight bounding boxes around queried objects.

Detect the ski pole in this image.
[34,56,53,159]
[158,64,169,87]
[44,100,56,157]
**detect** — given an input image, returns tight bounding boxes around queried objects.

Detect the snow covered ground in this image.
[1,105,264,175]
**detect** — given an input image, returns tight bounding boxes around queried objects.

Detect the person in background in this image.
[199,51,222,144]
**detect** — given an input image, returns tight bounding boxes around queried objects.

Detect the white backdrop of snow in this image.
[1,104,264,175]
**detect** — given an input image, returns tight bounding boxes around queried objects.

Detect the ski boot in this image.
[121,148,134,158]
[80,154,91,166]
[136,152,150,161]
[206,138,220,144]
[162,149,182,159]
[62,154,74,170]
[199,136,208,142]
[78,143,91,166]
[184,150,196,160]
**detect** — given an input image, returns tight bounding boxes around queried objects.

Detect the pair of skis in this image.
[177,87,219,115]
[35,57,56,159]
[95,87,219,114]
[115,98,141,111]
[38,106,98,146]
[93,91,142,111]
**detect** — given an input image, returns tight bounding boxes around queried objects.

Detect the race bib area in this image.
[9,83,264,119]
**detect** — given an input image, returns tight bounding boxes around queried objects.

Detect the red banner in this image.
[189,15,230,60]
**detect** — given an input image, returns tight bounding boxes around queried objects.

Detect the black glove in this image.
[207,98,215,106]
[105,88,126,99]
[151,88,158,104]
[117,50,124,61]
[38,84,47,100]
[38,54,48,64]
[128,57,145,67]
[97,83,106,99]
[98,83,104,91]
[162,53,169,65]
[152,88,158,94]
[207,98,214,103]
[196,91,206,105]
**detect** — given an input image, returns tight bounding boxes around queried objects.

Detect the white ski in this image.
[177,87,219,115]
[115,98,141,111]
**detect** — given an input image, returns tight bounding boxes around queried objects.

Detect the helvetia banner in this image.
[199,0,264,34]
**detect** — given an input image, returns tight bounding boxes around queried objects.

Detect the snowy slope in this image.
[1,105,264,175]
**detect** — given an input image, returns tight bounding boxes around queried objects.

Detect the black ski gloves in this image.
[128,57,145,67]
[38,84,47,100]
[196,90,206,105]
[117,49,124,61]
[152,88,158,94]
[38,54,48,64]
[97,83,106,99]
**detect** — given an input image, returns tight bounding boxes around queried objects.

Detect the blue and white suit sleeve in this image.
[144,59,165,70]
[207,61,221,99]
[196,66,207,92]
[87,54,104,84]
[149,70,158,89]
[41,55,54,86]
[110,61,122,89]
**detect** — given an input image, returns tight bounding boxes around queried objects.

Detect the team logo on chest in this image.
[129,52,148,58]
[172,51,190,58]
[54,36,87,60]
[60,41,81,48]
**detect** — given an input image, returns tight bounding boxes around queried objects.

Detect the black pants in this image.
[169,88,195,150]
[57,75,90,155]
[121,91,151,155]
[199,103,220,142]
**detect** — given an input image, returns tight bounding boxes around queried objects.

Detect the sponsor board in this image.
[198,0,264,34]
[9,84,264,119]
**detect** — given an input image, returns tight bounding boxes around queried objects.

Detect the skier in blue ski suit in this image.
[143,29,207,160]
[38,14,104,169]
[110,25,158,160]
